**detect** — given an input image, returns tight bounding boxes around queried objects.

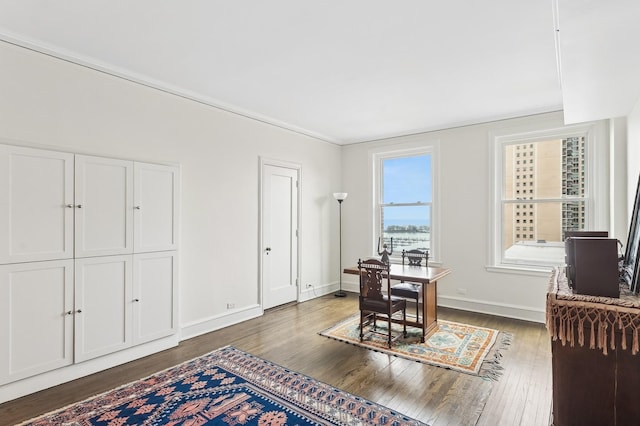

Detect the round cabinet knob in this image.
[66,310,73,315]
[66,204,74,208]
[134,206,141,210]
[76,204,83,209]
[76,309,82,313]
[133,298,140,302]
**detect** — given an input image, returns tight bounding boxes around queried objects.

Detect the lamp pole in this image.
[333,192,348,297]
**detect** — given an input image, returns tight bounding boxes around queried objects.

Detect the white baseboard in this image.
[438,295,545,323]
[342,277,544,323]
[299,281,342,301]
[0,288,544,405]
[0,335,178,404]
[342,279,359,294]
[1,305,262,404]
[181,283,345,339]
[179,304,263,341]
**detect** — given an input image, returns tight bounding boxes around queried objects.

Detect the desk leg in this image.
[422,281,438,343]
[421,283,427,342]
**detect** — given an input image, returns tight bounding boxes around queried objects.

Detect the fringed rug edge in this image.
[319,316,513,381]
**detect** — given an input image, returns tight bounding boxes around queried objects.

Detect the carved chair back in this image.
[402,249,429,267]
[358,258,389,302]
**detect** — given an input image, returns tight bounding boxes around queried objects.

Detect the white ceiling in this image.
[556,0,640,125]
[0,1,567,144]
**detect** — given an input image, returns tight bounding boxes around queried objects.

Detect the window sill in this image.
[485,264,555,277]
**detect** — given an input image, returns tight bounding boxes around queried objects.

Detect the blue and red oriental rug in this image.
[20,346,426,426]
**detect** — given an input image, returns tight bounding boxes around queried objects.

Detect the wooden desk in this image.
[344,264,451,342]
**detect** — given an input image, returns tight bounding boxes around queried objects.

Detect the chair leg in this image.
[388,316,392,348]
[416,298,420,320]
[403,308,407,338]
[360,311,364,341]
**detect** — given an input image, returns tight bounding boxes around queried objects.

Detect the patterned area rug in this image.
[320,315,511,380]
[19,346,426,426]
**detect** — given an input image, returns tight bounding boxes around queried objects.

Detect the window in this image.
[489,119,608,271]
[373,142,439,261]
[503,137,587,262]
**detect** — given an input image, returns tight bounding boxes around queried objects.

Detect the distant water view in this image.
[382,221,430,251]
[385,219,429,227]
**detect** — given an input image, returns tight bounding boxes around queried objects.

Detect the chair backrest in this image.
[358,258,390,301]
[402,249,429,267]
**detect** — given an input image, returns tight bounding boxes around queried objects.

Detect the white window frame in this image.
[370,138,441,264]
[487,118,609,274]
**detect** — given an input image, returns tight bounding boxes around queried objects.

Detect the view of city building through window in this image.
[380,154,432,253]
[502,136,585,265]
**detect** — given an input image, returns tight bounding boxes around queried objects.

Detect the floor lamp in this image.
[333,192,348,297]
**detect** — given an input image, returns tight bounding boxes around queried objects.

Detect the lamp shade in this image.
[333,192,348,202]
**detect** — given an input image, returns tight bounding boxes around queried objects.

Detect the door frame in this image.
[259,157,301,309]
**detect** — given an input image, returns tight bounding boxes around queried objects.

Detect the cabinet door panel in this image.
[133,252,177,345]
[0,260,74,385]
[74,256,132,362]
[75,156,134,257]
[134,163,179,252]
[0,145,74,264]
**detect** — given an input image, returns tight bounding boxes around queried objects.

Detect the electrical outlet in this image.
[226,303,235,309]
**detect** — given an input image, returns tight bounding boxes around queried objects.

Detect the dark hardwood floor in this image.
[0,293,552,425]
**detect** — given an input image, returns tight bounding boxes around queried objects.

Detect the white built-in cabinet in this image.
[74,255,133,362]
[0,260,74,384]
[134,162,179,253]
[0,145,75,264]
[0,144,179,387]
[74,155,134,257]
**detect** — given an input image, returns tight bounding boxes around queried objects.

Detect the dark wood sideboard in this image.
[547,268,640,426]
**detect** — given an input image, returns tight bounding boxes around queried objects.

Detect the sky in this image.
[382,154,431,226]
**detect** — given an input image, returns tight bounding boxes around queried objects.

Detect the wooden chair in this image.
[390,249,429,320]
[358,258,407,348]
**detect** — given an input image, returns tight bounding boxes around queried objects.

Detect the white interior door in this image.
[261,163,299,309]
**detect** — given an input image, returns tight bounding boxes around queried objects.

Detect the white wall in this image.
[341,112,618,323]
[0,41,342,337]
[610,118,629,241]
[628,99,640,217]
[2,37,634,332]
